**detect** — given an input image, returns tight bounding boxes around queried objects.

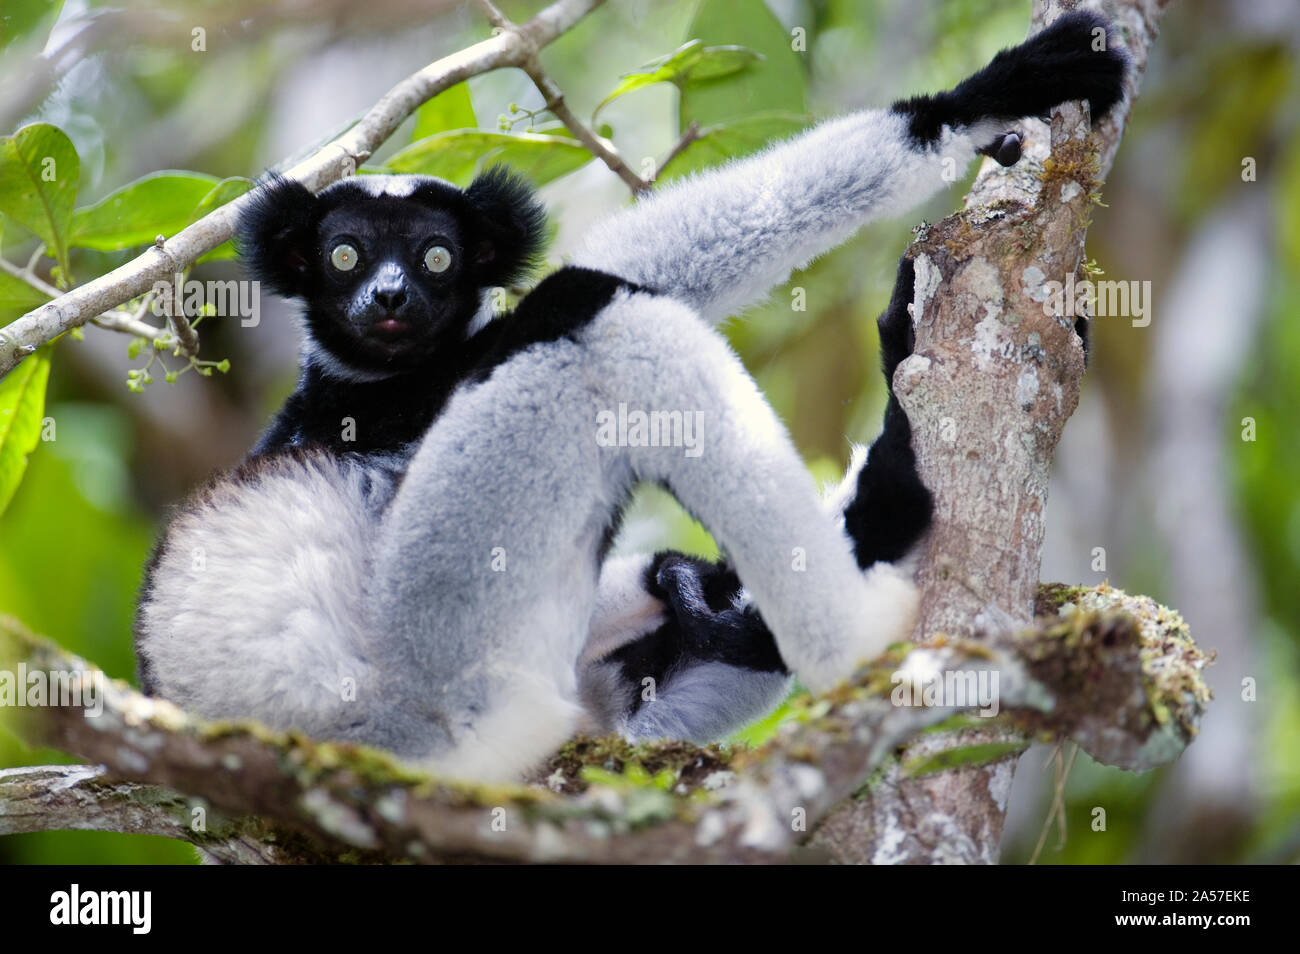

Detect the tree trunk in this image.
[812,0,1172,864]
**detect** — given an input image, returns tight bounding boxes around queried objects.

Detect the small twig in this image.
[477,2,650,196]
[652,120,702,184]
[3,255,169,343]
[0,255,60,300]
[522,73,649,193]
[131,289,158,323]
[524,62,651,195]
[1028,742,1079,864]
[93,310,165,341]
[474,0,510,29]
[1053,744,1079,849]
[152,236,200,358]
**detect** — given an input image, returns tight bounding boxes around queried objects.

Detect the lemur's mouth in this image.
[370,317,409,337]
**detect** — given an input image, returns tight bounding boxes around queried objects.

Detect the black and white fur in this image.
[136,176,918,779]
[573,10,1128,743]
[136,11,1127,777]
[577,256,933,742]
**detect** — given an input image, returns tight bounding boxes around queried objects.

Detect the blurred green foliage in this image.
[0,0,1296,864]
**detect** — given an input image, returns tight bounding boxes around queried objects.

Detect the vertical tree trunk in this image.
[811,0,1171,864]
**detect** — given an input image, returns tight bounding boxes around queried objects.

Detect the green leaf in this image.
[0,269,50,325]
[70,170,224,251]
[0,347,51,517]
[593,40,762,117]
[411,83,477,143]
[386,130,591,187]
[190,176,254,222]
[191,177,254,263]
[0,0,65,56]
[679,0,807,136]
[0,124,79,280]
[659,111,811,181]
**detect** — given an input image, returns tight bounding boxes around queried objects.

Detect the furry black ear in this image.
[463,167,548,287]
[237,175,320,298]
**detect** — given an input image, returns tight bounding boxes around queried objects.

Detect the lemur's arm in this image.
[572,11,1126,327]
[577,13,1128,743]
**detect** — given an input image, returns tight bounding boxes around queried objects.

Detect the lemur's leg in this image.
[843,255,932,569]
[362,284,911,777]
[579,254,931,741]
[571,11,1126,328]
[595,290,918,697]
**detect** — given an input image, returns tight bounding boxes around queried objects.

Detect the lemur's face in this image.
[312,193,476,369]
[239,172,546,376]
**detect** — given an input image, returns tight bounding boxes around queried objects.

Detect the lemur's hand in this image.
[894,10,1130,157]
[652,553,787,674]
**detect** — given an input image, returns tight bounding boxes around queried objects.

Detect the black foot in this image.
[651,553,786,673]
[892,10,1129,145]
[978,131,1022,166]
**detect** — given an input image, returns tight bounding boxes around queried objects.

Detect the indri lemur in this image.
[135,11,1128,779]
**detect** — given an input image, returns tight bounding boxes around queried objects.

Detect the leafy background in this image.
[0,0,1296,863]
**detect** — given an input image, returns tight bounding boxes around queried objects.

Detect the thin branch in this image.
[24,244,45,274]
[0,255,60,300]
[474,0,650,196]
[0,0,607,379]
[473,0,511,30]
[92,311,165,341]
[1027,742,1079,864]
[150,237,200,358]
[0,255,166,341]
[653,121,702,184]
[523,64,651,195]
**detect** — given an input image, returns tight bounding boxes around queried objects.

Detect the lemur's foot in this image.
[892,10,1130,146]
[978,131,1022,167]
[653,553,786,673]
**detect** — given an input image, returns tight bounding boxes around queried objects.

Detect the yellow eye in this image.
[330,243,358,271]
[424,245,452,273]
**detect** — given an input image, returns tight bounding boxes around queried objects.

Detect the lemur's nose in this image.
[374,282,407,310]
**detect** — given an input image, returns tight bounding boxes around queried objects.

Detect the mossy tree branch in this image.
[0,584,1209,864]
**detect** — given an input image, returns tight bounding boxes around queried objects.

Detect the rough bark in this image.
[813,0,1174,864]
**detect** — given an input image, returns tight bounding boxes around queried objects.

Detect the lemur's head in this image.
[239,169,546,376]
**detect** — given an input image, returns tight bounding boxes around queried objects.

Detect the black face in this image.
[238,170,547,376]
[311,195,476,369]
